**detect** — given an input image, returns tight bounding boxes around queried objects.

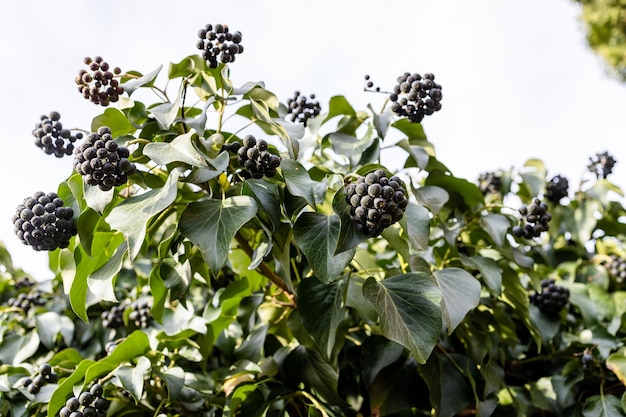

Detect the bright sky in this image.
[1,1,624,279]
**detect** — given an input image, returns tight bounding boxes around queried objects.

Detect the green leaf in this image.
[480,214,511,247]
[149,90,182,130]
[332,187,369,254]
[413,186,449,214]
[281,159,319,208]
[419,353,474,417]
[143,131,207,167]
[107,167,182,260]
[84,183,113,214]
[293,212,355,283]
[582,394,624,417]
[157,366,185,401]
[360,336,405,386]
[283,345,342,405]
[184,150,230,183]
[115,356,151,403]
[158,257,191,301]
[35,311,74,349]
[391,118,428,140]
[91,108,135,137]
[607,348,626,385]
[323,95,356,122]
[180,196,258,274]
[101,330,151,366]
[0,332,40,365]
[87,240,128,302]
[460,254,502,294]
[363,274,442,364]
[425,171,484,208]
[122,65,163,94]
[48,359,95,417]
[397,140,431,169]
[432,268,481,333]
[243,179,282,231]
[401,202,431,251]
[298,278,346,359]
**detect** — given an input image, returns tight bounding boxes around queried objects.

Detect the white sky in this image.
[1,1,625,279]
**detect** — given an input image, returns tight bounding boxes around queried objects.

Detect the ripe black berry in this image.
[129,299,153,328]
[512,198,551,239]
[345,170,408,237]
[75,56,123,106]
[529,278,570,316]
[101,304,125,329]
[607,254,626,283]
[74,126,136,191]
[286,91,321,126]
[61,382,108,417]
[225,135,281,179]
[389,72,442,123]
[478,171,502,195]
[545,174,569,204]
[197,23,243,68]
[32,112,83,157]
[14,276,35,290]
[587,151,617,179]
[12,192,76,251]
[7,290,46,313]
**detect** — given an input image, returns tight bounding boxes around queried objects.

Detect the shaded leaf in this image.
[283,345,343,405]
[582,394,623,417]
[433,268,481,333]
[413,186,449,214]
[460,254,502,294]
[401,202,431,251]
[281,159,319,208]
[115,356,151,403]
[481,214,511,247]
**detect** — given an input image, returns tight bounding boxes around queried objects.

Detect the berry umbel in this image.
[607,254,626,283]
[389,72,443,123]
[529,278,570,316]
[58,382,109,417]
[223,135,281,179]
[32,111,83,158]
[587,151,617,179]
[73,126,136,191]
[75,56,123,106]
[545,174,569,204]
[286,91,321,126]
[7,290,46,313]
[345,169,408,237]
[12,192,77,251]
[197,23,243,68]
[21,362,58,395]
[512,198,551,239]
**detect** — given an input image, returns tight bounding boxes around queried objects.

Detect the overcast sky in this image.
[1,0,625,279]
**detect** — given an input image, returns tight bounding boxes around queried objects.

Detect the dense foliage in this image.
[1,22,626,417]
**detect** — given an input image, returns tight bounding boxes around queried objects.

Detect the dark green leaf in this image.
[481,214,511,247]
[413,186,449,214]
[243,179,282,231]
[401,202,430,251]
[582,394,623,417]
[425,171,484,208]
[432,268,481,333]
[115,356,151,403]
[363,274,442,364]
[293,212,355,283]
[281,159,320,208]
[360,335,405,386]
[460,254,502,294]
[332,187,369,254]
[180,196,258,274]
[283,345,343,405]
[419,353,474,417]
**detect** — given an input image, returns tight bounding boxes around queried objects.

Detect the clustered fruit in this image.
[478,171,502,195]
[32,111,83,158]
[363,74,381,92]
[101,304,125,329]
[286,91,321,126]
[512,198,551,239]
[129,300,153,328]
[73,126,136,191]
[223,135,281,179]
[22,363,58,395]
[345,170,408,237]
[529,278,570,316]
[12,191,77,251]
[14,275,35,290]
[59,383,109,417]
[196,23,243,68]
[75,56,123,106]
[389,72,442,123]
[607,254,626,283]
[7,290,45,313]
[587,151,617,179]
[545,174,569,204]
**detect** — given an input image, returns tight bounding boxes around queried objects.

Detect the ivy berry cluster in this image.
[12,191,77,251]
[14,276,35,290]
[389,72,443,123]
[75,56,123,106]
[545,174,569,204]
[73,126,136,191]
[129,300,153,328]
[22,363,58,395]
[607,254,626,283]
[512,198,551,239]
[224,135,281,179]
[59,383,109,417]
[529,278,570,316]
[478,171,502,195]
[32,111,83,158]
[101,304,125,329]
[197,23,243,68]
[587,151,617,179]
[7,290,45,313]
[345,170,408,237]
[286,91,321,126]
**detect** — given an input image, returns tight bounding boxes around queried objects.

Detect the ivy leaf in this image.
[413,186,449,214]
[332,187,369,254]
[180,196,258,274]
[460,254,502,294]
[122,65,163,94]
[323,95,356,122]
[35,312,74,350]
[283,345,343,405]
[480,214,511,247]
[91,108,136,137]
[360,336,405,387]
[0,332,40,365]
[87,240,128,303]
[84,183,114,214]
[606,348,626,385]
[432,268,481,333]
[293,212,355,283]
[243,179,282,231]
[582,394,623,417]
[397,140,430,169]
[115,356,151,403]
[156,366,185,401]
[149,90,182,129]
[401,202,430,251]
[298,278,346,359]
[425,171,484,208]
[143,131,207,167]
[47,359,95,417]
[419,353,474,417]
[281,159,319,208]
[184,150,230,183]
[107,168,182,260]
[363,274,442,364]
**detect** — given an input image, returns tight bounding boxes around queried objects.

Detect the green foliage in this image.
[2,25,626,417]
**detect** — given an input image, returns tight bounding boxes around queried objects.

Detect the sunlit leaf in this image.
[115,356,151,403]
[91,108,135,137]
[143,130,207,167]
[122,65,163,94]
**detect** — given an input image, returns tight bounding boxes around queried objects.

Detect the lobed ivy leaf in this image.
[432,268,481,333]
[149,90,182,130]
[91,108,135,137]
[413,185,449,214]
[363,274,442,364]
[582,394,624,417]
[115,356,151,404]
[281,159,319,208]
[107,167,182,260]
[180,196,258,275]
[122,65,163,94]
[143,130,207,167]
[293,212,356,283]
[480,213,511,247]
[283,345,343,405]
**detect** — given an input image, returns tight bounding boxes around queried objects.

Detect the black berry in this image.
[587,151,617,179]
[225,135,281,179]
[529,278,570,316]
[512,198,551,239]
[197,23,243,68]
[286,91,321,126]
[389,72,442,123]
[545,175,569,204]
[32,112,83,158]
[75,56,123,106]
